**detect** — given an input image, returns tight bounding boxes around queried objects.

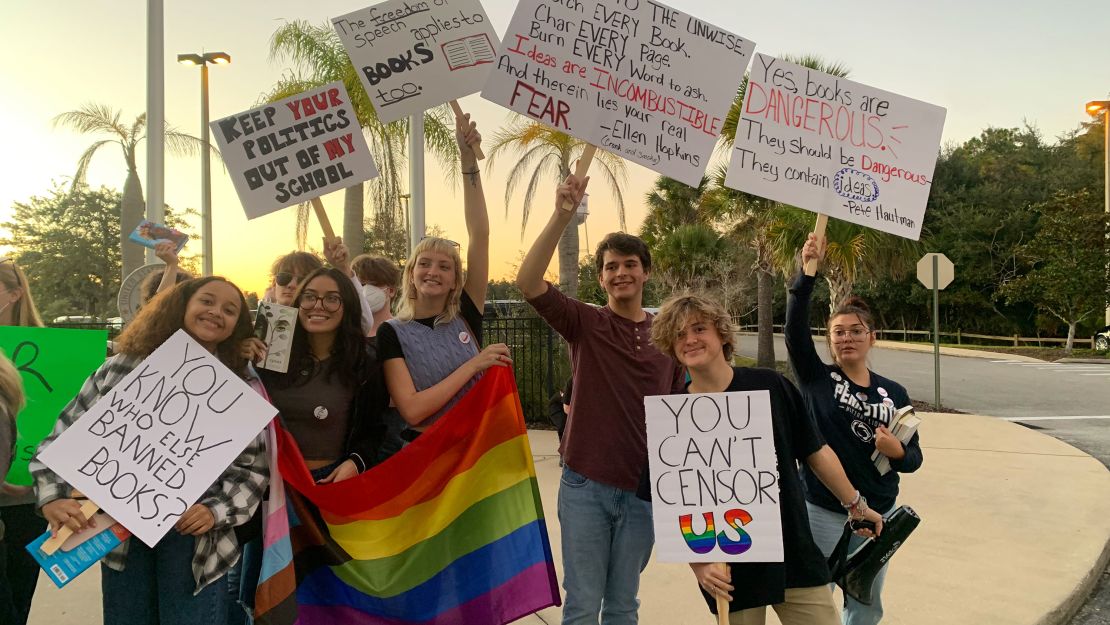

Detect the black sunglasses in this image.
[274,272,302,287]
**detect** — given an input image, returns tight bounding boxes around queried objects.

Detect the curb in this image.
[1057,358,1110,365]
[870,340,1045,362]
[1036,533,1110,625]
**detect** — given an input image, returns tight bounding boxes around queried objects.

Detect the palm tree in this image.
[639,175,710,248]
[266,20,459,252]
[54,103,209,279]
[486,116,627,295]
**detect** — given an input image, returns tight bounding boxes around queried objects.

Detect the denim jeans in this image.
[102,530,229,625]
[0,503,46,625]
[558,465,654,625]
[806,501,895,625]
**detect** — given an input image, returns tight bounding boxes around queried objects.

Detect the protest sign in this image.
[210,81,379,221]
[37,330,277,547]
[333,0,500,125]
[725,54,946,240]
[0,327,107,486]
[481,0,754,187]
[645,390,783,563]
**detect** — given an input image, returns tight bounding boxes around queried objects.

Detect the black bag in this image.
[827,505,920,605]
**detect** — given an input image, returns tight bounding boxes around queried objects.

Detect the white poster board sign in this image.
[38,330,278,547]
[725,54,946,240]
[645,391,783,563]
[211,81,379,220]
[333,0,500,124]
[481,0,754,187]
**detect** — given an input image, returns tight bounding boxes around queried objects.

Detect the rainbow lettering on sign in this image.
[679,512,717,554]
[717,509,754,555]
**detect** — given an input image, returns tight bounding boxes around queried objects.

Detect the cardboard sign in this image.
[725,54,946,240]
[481,0,754,187]
[333,0,500,124]
[37,330,277,546]
[0,327,107,486]
[645,391,783,563]
[210,82,379,220]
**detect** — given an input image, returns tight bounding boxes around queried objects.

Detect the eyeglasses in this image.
[298,292,343,312]
[274,272,301,287]
[831,327,871,340]
[420,236,460,248]
[0,258,21,287]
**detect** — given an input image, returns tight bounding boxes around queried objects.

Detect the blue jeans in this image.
[806,501,894,625]
[558,466,654,625]
[102,530,229,625]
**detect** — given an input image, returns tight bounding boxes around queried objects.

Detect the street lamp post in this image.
[179,52,230,277]
[1086,100,1110,326]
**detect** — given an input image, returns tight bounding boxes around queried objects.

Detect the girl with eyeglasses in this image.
[31,277,267,625]
[0,257,44,625]
[785,234,923,625]
[378,114,511,439]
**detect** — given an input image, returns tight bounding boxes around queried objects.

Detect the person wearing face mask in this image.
[0,257,45,625]
[351,254,400,335]
[785,234,923,625]
[31,277,268,625]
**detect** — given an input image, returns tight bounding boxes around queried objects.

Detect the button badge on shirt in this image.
[459,331,471,345]
[313,406,329,420]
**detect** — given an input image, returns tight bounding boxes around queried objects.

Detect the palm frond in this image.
[53,103,127,138]
[70,139,116,188]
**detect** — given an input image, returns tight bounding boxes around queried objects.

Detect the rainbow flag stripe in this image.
[255,367,560,624]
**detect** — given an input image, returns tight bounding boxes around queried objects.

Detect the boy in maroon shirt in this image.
[517,175,684,625]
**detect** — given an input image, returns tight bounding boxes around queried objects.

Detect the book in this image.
[871,405,922,476]
[128,220,189,253]
[254,301,297,373]
[26,511,131,588]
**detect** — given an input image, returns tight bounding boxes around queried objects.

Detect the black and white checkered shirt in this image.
[30,354,268,593]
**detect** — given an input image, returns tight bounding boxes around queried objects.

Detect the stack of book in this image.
[872,405,922,475]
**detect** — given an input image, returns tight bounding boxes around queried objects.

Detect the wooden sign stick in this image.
[804,213,829,277]
[40,499,100,556]
[310,197,337,242]
[448,100,486,161]
[560,144,598,211]
[715,563,729,625]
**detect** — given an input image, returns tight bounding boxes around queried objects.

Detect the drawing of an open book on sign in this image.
[442,34,496,71]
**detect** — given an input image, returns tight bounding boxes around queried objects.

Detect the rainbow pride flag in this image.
[254,367,560,624]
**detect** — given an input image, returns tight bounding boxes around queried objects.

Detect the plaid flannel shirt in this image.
[30,354,269,594]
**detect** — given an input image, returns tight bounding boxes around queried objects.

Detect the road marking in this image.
[1080,373,1110,377]
[1003,416,1110,421]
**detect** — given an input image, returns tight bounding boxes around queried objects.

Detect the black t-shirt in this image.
[376,291,483,361]
[637,367,831,611]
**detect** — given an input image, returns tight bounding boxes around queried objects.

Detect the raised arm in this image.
[516,175,589,299]
[785,234,829,384]
[154,241,180,291]
[457,114,491,309]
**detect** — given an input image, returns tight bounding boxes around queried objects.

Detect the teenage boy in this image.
[517,175,685,625]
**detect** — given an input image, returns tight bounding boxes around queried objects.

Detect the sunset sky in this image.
[1,0,1107,295]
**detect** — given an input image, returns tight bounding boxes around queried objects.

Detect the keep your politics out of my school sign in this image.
[725,54,946,240]
[482,0,755,187]
[645,390,784,563]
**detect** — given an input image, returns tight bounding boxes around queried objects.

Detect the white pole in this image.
[146,0,165,264]
[409,113,426,253]
[1103,109,1109,326]
[201,63,212,276]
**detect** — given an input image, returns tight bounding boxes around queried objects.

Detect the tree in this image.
[640,176,710,248]
[266,20,460,251]
[53,104,209,279]
[487,116,627,295]
[999,190,1108,352]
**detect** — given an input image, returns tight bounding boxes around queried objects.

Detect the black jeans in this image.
[0,503,47,625]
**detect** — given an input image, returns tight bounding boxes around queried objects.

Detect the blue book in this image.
[128,220,189,253]
[26,513,130,588]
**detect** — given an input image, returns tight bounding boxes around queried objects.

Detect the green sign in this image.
[0,327,107,486]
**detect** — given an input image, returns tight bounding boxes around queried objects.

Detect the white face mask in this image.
[362,284,389,313]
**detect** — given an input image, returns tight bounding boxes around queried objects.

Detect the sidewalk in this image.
[27,415,1110,625]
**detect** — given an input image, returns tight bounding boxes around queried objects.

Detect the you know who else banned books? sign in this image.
[645,390,783,563]
[37,330,278,547]
[481,0,754,187]
[210,82,379,220]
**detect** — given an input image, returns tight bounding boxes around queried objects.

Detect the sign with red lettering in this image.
[210,82,379,220]
[725,54,946,240]
[333,0,500,124]
[37,330,277,547]
[481,0,754,187]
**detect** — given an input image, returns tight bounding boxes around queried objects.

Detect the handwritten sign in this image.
[481,0,754,187]
[333,0,500,124]
[0,327,106,486]
[645,391,783,563]
[37,330,277,546]
[725,54,946,240]
[210,82,379,220]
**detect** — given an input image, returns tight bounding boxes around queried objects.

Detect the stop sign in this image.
[917,253,954,290]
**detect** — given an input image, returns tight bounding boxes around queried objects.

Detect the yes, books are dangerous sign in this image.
[645,391,783,563]
[211,82,379,220]
[725,54,946,240]
[38,330,277,547]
